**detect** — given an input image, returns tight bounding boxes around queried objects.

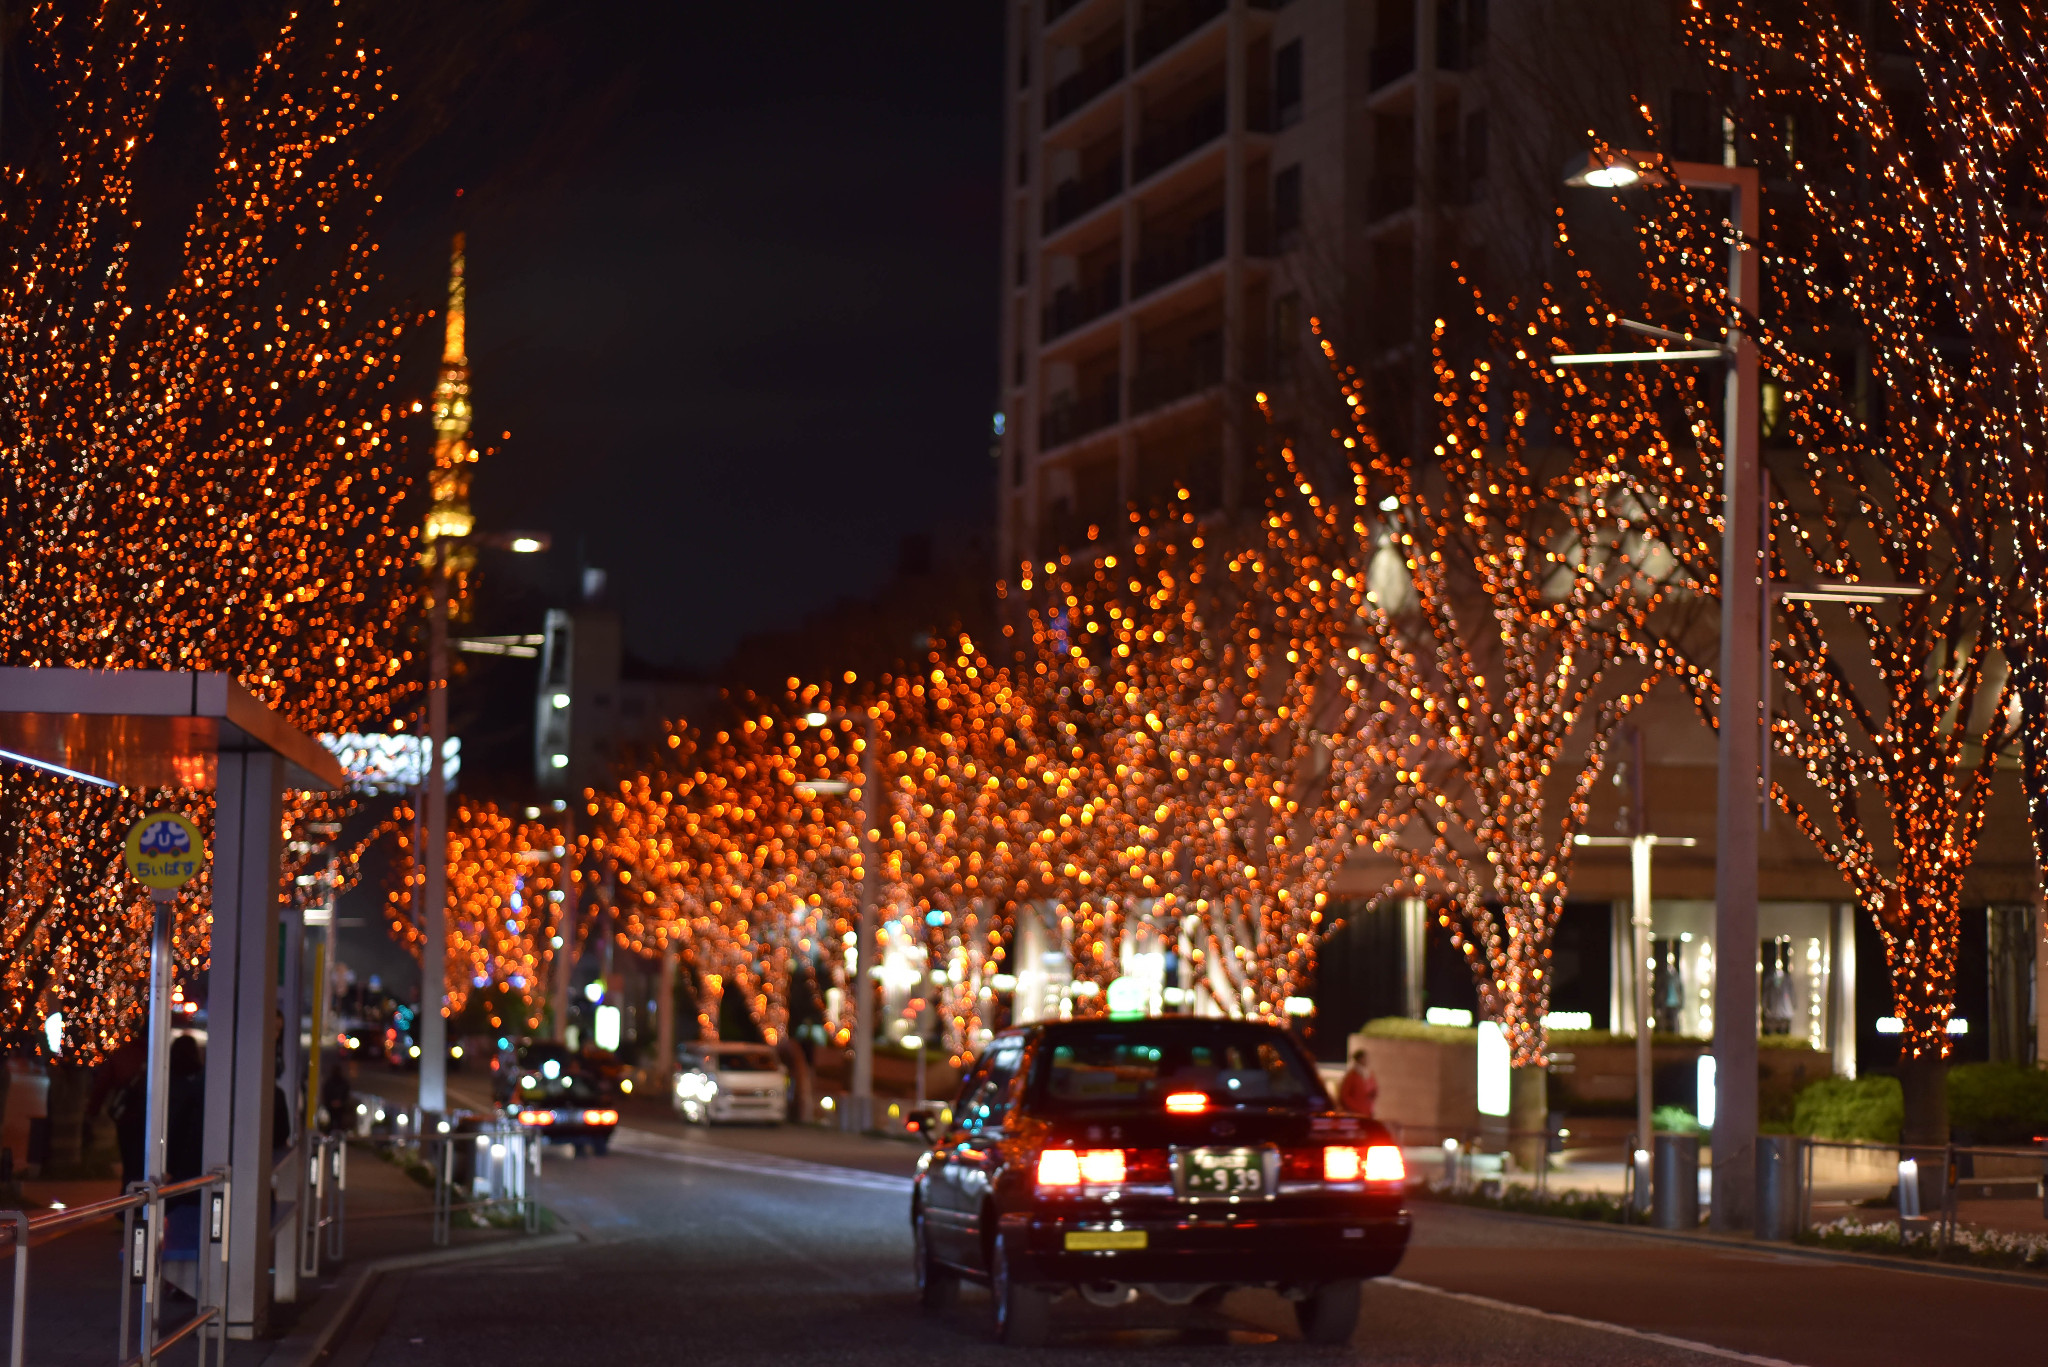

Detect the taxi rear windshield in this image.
[1031,1022,1324,1111]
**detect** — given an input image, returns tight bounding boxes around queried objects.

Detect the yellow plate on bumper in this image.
[1065,1229,1147,1251]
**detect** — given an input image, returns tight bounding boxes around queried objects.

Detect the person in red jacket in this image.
[1337,1047,1378,1117]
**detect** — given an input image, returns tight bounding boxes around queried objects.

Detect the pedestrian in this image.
[320,1051,354,1133]
[1338,1047,1377,1118]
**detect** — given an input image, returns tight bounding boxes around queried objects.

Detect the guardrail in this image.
[2,1166,231,1367]
[300,1132,347,1278]
[427,1122,542,1247]
[1797,1136,2048,1248]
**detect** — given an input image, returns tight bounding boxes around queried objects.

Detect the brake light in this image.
[583,1109,619,1126]
[1323,1145,1362,1181]
[1037,1149,1080,1187]
[1164,1091,1209,1114]
[516,1109,555,1126]
[1077,1149,1126,1184]
[1036,1148,1125,1188]
[1364,1144,1406,1183]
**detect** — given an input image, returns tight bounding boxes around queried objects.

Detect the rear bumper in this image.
[1002,1205,1410,1286]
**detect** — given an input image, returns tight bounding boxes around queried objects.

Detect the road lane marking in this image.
[609,1131,914,1194]
[1380,1277,1810,1367]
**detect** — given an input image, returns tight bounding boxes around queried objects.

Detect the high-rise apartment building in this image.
[995,0,1711,571]
[994,2,2041,1070]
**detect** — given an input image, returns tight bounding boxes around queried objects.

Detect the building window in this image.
[1273,163,1302,238]
[1274,291,1301,365]
[1275,40,1303,129]
[1669,89,1719,164]
[1464,109,1488,189]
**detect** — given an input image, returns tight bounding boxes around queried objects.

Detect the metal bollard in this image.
[1652,1132,1700,1230]
[1755,1134,1803,1241]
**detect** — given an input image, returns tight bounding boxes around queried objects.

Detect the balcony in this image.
[1369,38,1414,91]
[1041,274,1123,342]
[1131,336,1223,415]
[1040,385,1121,449]
[1134,92,1226,183]
[1368,174,1415,219]
[1044,161,1125,235]
[1135,0,1225,67]
[1132,208,1225,298]
[1046,46,1125,128]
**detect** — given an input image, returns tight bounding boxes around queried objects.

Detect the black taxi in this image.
[910,1017,1410,1345]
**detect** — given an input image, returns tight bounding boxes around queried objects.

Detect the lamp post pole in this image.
[1562,151,1761,1229]
[419,541,451,1119]
[851,711,879,1131]
[1688,159,1762,1233]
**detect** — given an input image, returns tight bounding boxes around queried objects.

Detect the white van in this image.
[672,1042,788,1124]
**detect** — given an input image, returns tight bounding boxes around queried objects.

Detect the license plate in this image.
[1064,1229,1147,1251]
[1177,1147,1273,1201]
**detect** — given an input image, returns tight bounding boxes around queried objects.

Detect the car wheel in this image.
[989,1233,1048,1346]
[914,1208,958,1310]
[592,1133,611,1157]
[1294,1280,1362,1346]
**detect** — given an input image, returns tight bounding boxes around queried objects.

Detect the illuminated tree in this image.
[1267,309,1697,1068]
[1025,515,1334,1020]
[1658,0,2029,1138]
[0,2,420,1060]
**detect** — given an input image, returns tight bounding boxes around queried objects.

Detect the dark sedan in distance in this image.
[910,1016,1410,1345]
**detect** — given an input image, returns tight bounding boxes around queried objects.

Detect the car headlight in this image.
[521,1074,538,1090]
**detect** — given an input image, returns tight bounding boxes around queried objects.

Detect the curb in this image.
[1422,1197,2048,1292]
[258,1228,582,1367]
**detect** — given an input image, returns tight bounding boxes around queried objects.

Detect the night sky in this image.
[379,2,1007,672]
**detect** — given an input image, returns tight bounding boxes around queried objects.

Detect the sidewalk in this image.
[0,1140,558,1367]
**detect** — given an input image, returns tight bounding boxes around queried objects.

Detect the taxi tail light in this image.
[516,1109,555,1126]
[1164,1091,1209,1114]
[1036,1148,1081,1188]
[583,1109,619,1126]
[1076,1148,1126,1184]
[1323,1145,1363,1182]
[1364,1144,1406,1183]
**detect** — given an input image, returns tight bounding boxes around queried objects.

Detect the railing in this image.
[1132,209,1225,298]
[300,1132,347,1279]
[2,1166,232,1367]
[1797,1136,2048,1250]
[1134,93,1226,183]
[1042,275,1122,342]
[1046,45,1124,127]
[1043,162,1124,234]
[427,1121,542,1248]
[1040,388,1121,449]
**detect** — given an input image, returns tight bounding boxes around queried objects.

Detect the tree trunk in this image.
[42,1064,91,1176]
[1898,1052,1949,1147]
[1508,1064,1549,1175]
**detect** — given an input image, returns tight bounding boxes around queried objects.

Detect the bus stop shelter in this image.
[0,668,345,1339]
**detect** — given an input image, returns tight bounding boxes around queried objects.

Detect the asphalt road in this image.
[327,1070,2044,1365]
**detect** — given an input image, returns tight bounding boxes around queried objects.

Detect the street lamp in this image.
[1563,146,1763,1231]
[789,706,880,1130]
[416,527,550,1119]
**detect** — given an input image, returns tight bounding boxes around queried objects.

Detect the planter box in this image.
[1349,1032,1477,1141]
